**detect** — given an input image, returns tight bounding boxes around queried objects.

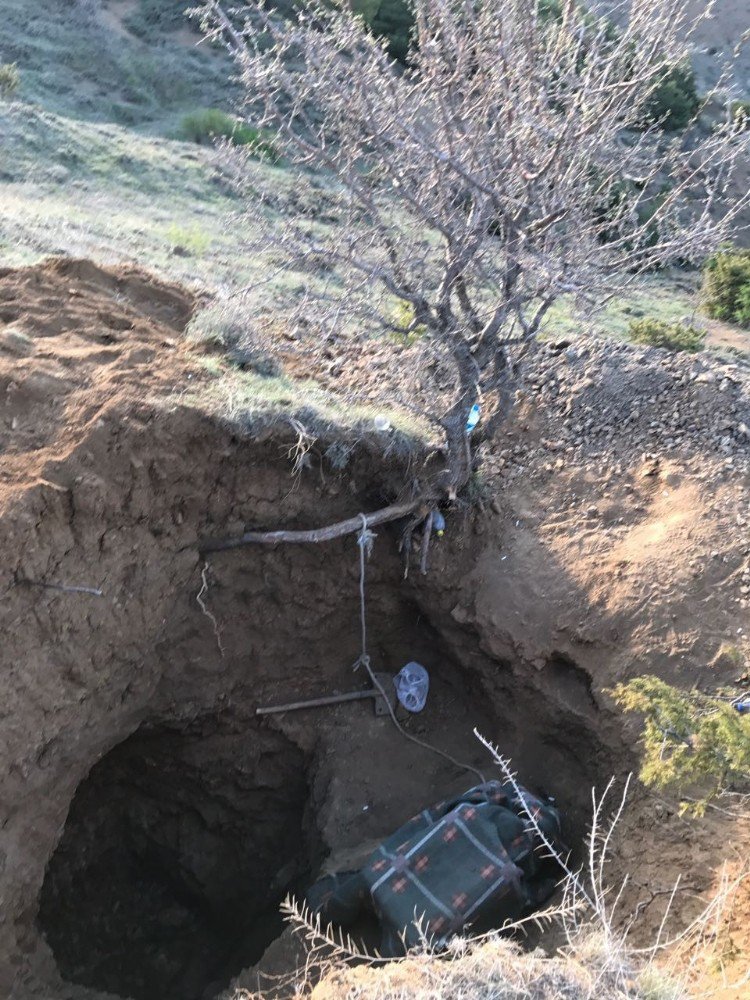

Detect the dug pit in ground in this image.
[38,721,315,1000]
[0,409,612,1000]
[2,259,748,1000]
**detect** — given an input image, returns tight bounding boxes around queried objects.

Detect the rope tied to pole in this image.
[352,514,485,784]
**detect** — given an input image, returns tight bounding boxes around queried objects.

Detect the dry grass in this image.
[232,903,692,1000]
[302,931,662,1000]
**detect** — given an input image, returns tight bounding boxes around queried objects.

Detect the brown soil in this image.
[0,260,748,1000]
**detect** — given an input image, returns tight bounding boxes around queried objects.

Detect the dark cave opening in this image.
[38,718,317,1000]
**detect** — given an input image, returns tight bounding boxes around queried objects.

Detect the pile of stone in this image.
[498,336,750,479]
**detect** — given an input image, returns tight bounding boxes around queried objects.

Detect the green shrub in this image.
[537,0,564,20]
[350,0,383,21]
[178,108,280,160]
[628,317,705,352]
[642,62,700,131]
[368,0,414,62]
[360,0,565,62]
[735,284,750,327]
[610,676,750,815]
[701,248,750,328]
[125,0,197,38]
[0,62,20,100]
[731,99,750,130]
[389,299,427,340]
[165,224,212,254]
[116,49,194,108]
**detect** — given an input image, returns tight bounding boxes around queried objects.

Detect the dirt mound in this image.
[0,257,196,493]
[0,259,748,1000]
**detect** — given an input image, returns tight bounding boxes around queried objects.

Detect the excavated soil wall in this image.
[0,403,620,1000]
[6,257,731,1000]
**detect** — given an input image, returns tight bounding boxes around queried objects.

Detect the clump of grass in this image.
[122,51,191,107]
[711,642,746,674]
[178,108,280,161]
[389,298,427,342]
[628,317,705,353]
[165,224,212,255]
[466,470,493,508]
[186,297,253,349]
[0,62,20,100]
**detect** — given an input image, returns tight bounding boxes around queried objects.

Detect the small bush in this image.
[178,108,280,160]
[735,284,750,327]
[125,0,197,38]
[610,676,750,815]
[0,62,20,100]
[165,224,212,255]
[731,99,750,130]
[121,51,191,107]
[642,62,700,131]
[368,0,414,63]
[389,299,427,340]
[187,298,252,349]
[537,0,564,20]
[628,318,705,353]
[360,0,571,63]
[702,248,750,328]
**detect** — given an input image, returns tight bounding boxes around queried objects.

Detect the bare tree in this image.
[196,0,748,503]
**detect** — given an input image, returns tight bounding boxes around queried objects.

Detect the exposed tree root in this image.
[198,498,426,553]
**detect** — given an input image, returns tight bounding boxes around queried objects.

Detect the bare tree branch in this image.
[192,0,749,493]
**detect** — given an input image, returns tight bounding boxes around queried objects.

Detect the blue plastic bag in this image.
[394,662,430,713]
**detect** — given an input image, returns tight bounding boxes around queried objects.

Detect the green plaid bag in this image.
[306,781,563,952]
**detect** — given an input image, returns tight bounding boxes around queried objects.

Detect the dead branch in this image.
[17,578,103,597]
[198,498,424,553]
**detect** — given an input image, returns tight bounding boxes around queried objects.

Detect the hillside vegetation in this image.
[1,0,749,362]
[0,0,233,129]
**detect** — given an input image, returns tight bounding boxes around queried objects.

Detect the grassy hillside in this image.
[1,0,748,362]
[0,0,234,130]
[0,100,272,289]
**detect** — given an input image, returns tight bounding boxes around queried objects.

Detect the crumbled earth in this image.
[269,324,750,478]
[1,259,749,1000]
[502,336,750,474]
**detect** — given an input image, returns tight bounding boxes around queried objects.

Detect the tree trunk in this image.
[442,408,473,497]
